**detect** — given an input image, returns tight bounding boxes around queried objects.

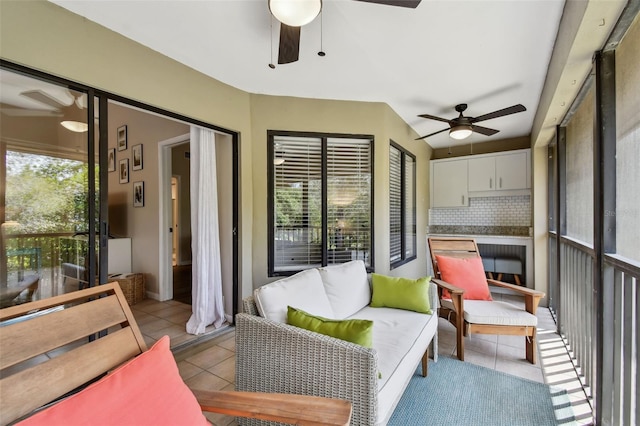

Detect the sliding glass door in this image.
[0,67,103,306]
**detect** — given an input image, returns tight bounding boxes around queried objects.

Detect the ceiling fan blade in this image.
[355,0,421,8]
[21,89,66,109]
[471,124,500,136]
[414,127,449,140]
[278,24,300,64]
[417,113,450,123]
[471,104,526,123]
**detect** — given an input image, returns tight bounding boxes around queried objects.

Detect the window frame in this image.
[389,140,416,270]
[267,130,375,277]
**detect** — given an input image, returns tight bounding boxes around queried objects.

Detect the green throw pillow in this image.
[370,274,432,314]
[287,306,373,348]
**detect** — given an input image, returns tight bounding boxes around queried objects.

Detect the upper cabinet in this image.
[468,151,529,192]
[430,149,530,208]
[431,158,468,208]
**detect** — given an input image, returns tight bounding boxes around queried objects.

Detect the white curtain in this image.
[186,127,225,334]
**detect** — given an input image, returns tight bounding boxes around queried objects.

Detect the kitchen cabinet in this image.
[467,150,529,193]
[431,158,468,208]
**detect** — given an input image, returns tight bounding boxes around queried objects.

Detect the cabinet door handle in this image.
[499,177,502,188]
[490,178,492,189]
[462,195,465,205]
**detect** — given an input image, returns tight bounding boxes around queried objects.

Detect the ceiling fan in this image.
[415,103,527,141]
[271,0,422,65]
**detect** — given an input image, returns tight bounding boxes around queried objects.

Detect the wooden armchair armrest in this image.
[194,389,352,426]
[431,278,465,320]
[431,278,464,297]
[487,279,545,314]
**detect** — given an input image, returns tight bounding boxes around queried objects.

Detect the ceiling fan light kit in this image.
[60,120,88,133]
[449,125,473,140]
[269,0,322,27]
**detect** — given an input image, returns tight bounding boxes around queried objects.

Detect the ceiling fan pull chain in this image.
[269,15,276,69]
[318,10,326,57]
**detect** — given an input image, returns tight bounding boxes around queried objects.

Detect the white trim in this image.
[158,133,190,302]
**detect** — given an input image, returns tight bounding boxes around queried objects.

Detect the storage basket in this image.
[114,273,145,306]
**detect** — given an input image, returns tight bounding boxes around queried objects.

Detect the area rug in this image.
[388,356,575,426]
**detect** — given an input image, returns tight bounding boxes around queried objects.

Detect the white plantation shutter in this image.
[327,138,371,265]
[272,135,372,274]
[273,136,322,272]
[389,145,402,263]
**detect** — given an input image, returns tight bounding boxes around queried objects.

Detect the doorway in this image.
[158,132,236,323]
[170,144,192,305]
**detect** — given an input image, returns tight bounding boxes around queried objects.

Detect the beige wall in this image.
[249,94,432,286]
[1,0,433,306]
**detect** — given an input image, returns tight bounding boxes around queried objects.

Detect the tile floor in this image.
[133,294,594,426]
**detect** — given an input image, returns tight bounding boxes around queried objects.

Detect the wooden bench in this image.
[0,283,351,425]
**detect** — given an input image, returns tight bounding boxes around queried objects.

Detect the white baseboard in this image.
[146,291,160,301]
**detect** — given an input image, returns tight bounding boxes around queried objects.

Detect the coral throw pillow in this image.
[17,336,209,426]
[435,255,493,301]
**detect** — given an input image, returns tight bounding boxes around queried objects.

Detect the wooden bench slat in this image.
[0,285,118,322]
[0,295,128,370]
[0,327,142,424]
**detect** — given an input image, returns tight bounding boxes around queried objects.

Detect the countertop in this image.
[427,225,531,238]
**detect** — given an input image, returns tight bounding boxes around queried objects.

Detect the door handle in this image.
[499,177,503,188]
[490,178,492,189]
[461,195,465,205]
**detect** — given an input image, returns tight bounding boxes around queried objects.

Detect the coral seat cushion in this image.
[435,255,493,301]
[17,336,209,426]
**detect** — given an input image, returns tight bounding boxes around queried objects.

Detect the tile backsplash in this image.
[429,195,531,227]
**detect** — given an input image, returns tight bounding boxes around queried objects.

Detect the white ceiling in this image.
[50,0,565,149]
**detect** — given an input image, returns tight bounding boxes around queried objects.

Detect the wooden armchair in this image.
[428,237,544,364]
[0,283,351,426]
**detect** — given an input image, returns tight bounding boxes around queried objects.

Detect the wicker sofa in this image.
[235,260,438,426]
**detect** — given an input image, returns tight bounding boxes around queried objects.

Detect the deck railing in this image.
[3,233,83,283]
[551,234,639,425]
[601,253,639,426]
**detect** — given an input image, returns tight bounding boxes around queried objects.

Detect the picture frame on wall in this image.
[117,125,127,151]
[119,158,129,184]
[133,181,144,207]
[107,148,116,172]
[132,144,143,171]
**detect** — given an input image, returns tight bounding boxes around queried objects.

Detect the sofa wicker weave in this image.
[235,260,439,426]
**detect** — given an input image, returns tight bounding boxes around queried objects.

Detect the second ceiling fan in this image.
[270,0,422,65]
[415,103,527,141]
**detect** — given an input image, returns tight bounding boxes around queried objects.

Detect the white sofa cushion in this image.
[441,299,538,326]
[253,268,334,323]
[348,305,437,425]
[318,260,371,319]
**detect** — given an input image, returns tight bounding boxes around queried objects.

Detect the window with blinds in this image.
[389,142,416,269]
[269,133,373,276]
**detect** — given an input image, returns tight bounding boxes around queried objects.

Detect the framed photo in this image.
[107,148,116,172]
[132,144,143,171]
[119,158,129,184]
[133,181,144,207]
[117,125,127,151]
